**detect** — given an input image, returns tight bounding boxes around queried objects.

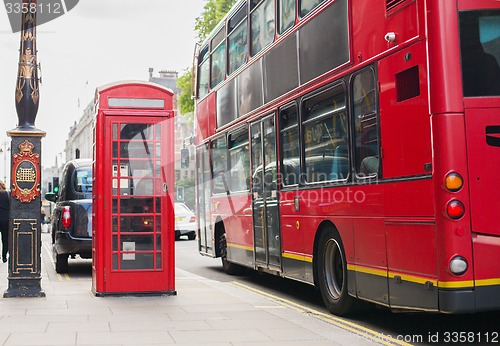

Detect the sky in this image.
[0,0,206,182]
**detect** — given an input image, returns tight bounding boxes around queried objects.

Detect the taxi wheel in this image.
[317,228,355,316]
[55,253,69,274]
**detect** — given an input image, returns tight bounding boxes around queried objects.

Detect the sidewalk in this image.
[0,235,379,346]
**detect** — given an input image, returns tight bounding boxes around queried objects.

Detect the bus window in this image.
[228,4,248,75]
[302,84,348,183]
[211,27,226,88]
[278,0,295,34]
[352,68,379,178]
[459,10,500,97]
[228,127,250,192]
[279,103,300,186]
[211,136,228,194]
[250,0,275,56]
[299,0,325,18]
[198,45,210,98]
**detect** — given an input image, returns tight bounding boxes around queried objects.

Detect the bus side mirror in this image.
[181,148,190,169]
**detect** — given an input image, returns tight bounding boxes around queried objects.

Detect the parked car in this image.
[45,159,92,273]
[175,202,196,240]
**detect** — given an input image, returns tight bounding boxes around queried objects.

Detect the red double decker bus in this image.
[193,0,500,315]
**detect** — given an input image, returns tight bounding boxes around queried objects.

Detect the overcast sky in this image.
[0,0,205,181]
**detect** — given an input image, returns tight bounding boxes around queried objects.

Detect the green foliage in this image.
[195,0,238,41]
[176,0,237,120]
[177,69,194,117]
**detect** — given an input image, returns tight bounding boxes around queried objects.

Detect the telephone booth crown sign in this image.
[92,81,176,296]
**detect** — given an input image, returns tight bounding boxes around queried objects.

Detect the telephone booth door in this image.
[92,82,175,295]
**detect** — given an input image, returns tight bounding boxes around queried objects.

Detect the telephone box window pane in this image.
[156,234,161,250]
[156,253,162,269]
[112,236,118,251]
[120,253,155,270]
[155,216,161,233]
[112,142,118,158]
[120,235,154,251]
[155,198,161,213]
[155,142,161,158]
[122,142,153,159]
[112,254,118,270]
[119,216,155,233]
[132,178,153,196]
[112,216,118,233]
[119,178,134,196]
[112,199,118,213]
[112,179,118,195]
[155,124,161,140]
[155,160,161,176]
[119,197,154,214]
[112,124,118,139]
[120,124,155,140]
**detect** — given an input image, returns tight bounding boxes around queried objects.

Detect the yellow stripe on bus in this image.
[282,252,313,263]
[227,242,253,252]
[226,248,500,289]
[475,278,500,287]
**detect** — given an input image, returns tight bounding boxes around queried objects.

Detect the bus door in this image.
[197,144,213,255]
[250,116,281,270]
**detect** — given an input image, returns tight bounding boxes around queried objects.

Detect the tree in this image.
[195,0,237,42]
[176,69,194,121]
[177,0,237,120]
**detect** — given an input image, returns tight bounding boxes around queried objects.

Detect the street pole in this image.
[4,0,46,298]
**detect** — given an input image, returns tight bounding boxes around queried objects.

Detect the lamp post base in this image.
[4,130,46,298]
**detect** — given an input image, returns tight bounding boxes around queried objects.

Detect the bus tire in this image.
[317,228,355,316]
[219,232,243,275]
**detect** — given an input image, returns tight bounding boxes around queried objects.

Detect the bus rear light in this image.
[445,173,463,192]
[62,206,71,229]
[449,256,468,276]
[446,200,465,220]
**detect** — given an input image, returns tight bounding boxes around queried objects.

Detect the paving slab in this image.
[0,234,380,345]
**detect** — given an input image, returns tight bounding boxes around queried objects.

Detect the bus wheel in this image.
[219,232,242,275]
[317,229,355,316]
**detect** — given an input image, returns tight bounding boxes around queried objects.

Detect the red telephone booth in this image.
[92,81,175,296]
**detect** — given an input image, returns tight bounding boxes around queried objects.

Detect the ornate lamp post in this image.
[4,0,46,298]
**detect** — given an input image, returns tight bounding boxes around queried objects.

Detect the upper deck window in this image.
[250,0,275,56]
[460,10,500,97]
[299,0,325,17]
[228,3,248,75]
[198,45,210,98]
[278,0,295,34]
[211,27,226,88]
